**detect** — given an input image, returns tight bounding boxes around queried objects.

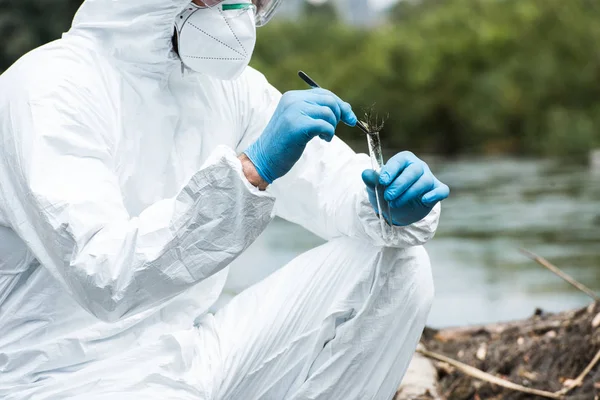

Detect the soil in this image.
[421,302,600,400]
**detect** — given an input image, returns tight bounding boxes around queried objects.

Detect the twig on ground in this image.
[519,248,600,302]
[556,348,600,396]
[417,348,563,399]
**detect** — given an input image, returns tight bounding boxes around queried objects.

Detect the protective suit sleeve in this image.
[236,69,439,248]
[1,77,275,323]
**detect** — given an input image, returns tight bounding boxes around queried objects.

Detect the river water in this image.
[223,156,600,328]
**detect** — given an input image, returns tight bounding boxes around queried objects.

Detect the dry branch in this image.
[417,348,563,399]
[557,348,600,396]
[519,248,600,302]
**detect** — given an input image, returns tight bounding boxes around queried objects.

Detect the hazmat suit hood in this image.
[67,0,190,73]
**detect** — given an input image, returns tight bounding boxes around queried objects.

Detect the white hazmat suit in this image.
[0,0,441,399]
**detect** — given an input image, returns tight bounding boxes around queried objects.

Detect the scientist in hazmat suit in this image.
[0,0,450,399]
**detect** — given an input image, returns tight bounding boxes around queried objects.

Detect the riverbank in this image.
[395,249,599,400]
[396,302,600,400]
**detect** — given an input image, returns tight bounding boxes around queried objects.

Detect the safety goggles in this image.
[195,0,283,27]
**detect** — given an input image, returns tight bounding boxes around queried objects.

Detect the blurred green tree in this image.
[253,0,600,158]
[302,1,339,21]
[380,0,600,156]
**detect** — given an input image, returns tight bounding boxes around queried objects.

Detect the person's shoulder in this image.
[0,38,119,148]
[0,38,113,104]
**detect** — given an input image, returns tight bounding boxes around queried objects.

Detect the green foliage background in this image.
[253,0,600,158]
[1,0,599,158]
[0,0,81,71]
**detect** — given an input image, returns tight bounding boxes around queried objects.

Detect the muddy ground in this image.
[421,302,600,400]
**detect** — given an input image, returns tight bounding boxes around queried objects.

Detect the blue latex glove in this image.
[361,151,450,226]
[244,88,357,184]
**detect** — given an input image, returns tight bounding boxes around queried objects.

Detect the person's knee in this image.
[384,245,435,320]
[319,237,435,319]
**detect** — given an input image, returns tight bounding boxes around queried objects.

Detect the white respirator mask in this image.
[174,1,257,80]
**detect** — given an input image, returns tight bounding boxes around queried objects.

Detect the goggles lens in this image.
[253,0,283,27]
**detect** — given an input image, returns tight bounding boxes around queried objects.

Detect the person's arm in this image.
[1,77,275,323]
[269,137,441,248]
[236,71,440,247]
